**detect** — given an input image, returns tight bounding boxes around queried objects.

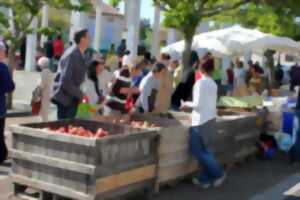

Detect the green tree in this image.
[154,0,255,70]
[0,0,92,108]
[213,1,300,40]
[109,0,122,8]
[140,19,152,41]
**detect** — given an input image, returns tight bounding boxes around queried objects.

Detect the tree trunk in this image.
[6,46,16,109]
[182,34,193,72]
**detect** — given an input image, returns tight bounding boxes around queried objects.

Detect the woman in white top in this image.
[183,58,225,189]
[85,60,104,106]
[38,57,53,121]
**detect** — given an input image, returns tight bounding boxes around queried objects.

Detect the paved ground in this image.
[0,71,299,200]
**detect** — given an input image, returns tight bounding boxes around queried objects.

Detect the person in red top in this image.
[53,35,64,60]
[226,62,235,96]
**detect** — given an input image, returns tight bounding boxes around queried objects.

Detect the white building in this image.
[87,2,125,52]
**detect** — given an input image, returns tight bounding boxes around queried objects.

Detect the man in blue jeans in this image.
[183,57,225,188]
[52,29,89,120]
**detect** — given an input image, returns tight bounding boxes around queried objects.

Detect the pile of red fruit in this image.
[130,121,157,129]
[112,118,157,129]
[44,125,110,138]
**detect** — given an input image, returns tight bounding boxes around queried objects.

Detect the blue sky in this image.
[104,0,156,24]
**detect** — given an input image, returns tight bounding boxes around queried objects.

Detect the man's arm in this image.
[0,65,15,94]
[60,55,83,99]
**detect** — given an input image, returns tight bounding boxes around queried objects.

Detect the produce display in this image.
[44,125,110,138]
[112,118,158,129]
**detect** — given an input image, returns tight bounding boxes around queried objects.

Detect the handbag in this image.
[31,86,42,115]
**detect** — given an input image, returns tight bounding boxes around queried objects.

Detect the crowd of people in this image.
[1,28,300,189]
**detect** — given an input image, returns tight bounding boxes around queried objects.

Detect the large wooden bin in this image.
[9,119,158,200]
[129,114,197,187]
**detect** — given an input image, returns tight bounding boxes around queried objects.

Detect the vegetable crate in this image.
[9,119,159,200]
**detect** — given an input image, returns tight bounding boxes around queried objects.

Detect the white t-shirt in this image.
[84,79,100,105]
[191,76,217,126]
[136,72,160,112]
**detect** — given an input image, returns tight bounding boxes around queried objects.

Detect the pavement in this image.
[0,71,300,200]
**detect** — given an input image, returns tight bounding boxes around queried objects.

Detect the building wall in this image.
[88,14,125,52]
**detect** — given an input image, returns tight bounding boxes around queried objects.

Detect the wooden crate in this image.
[9,119,159,200]
[94,112,261,192]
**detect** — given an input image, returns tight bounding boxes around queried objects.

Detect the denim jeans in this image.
[57,99,78,120]
[189,125,224,184]
[290,109,300,161]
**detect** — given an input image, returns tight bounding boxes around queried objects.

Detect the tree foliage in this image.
[0,0,92,46]
[213,0,300,40]
[0,0,92,108]
[154,0,254,69]
[108,0,122,8]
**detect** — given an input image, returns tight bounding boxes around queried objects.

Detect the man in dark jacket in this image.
[52,29,89,120]
[0,44,15,164]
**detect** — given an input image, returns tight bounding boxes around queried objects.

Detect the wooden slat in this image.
[11,149,95,175]
[11,174,92,200]
[95,165,156,193]
[158,162,199,183]
[10,125,96,147]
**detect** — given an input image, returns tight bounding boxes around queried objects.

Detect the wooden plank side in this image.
[11,174,93,200]
[158,161,199,183]
[95,165,156,193]
[10,149,95,175]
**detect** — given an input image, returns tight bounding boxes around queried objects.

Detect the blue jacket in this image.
[0,62,15,117]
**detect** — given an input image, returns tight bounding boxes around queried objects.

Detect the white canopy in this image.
[161,26,300,59]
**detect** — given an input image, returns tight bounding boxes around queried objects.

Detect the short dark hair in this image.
[74,29,88,45]
[125,50,130,55]
[152,63,166,73]
[161,53,171,61]
[201,58,214,74]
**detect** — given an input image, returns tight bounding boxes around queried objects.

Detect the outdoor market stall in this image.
[161,26,300,59]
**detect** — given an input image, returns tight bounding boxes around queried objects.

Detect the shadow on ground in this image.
[131,155,299,200]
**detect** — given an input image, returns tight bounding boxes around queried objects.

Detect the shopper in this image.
[136,63,166,113]
[171,51,199,111]
[182,58,225,189]
[44,37,54,59]
[52,29,89,120]
[290,63,300,163]
[0,44,15,164]
[85,60,104,106]
[226,62,235,96]
[156,53,173,113]
[105,68,131,115]
[234,61,246,89]
[53,35,64,60]
[38,57,53,121]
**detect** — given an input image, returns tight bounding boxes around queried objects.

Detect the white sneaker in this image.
[213,173,227,187]
[192,178,210,189]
